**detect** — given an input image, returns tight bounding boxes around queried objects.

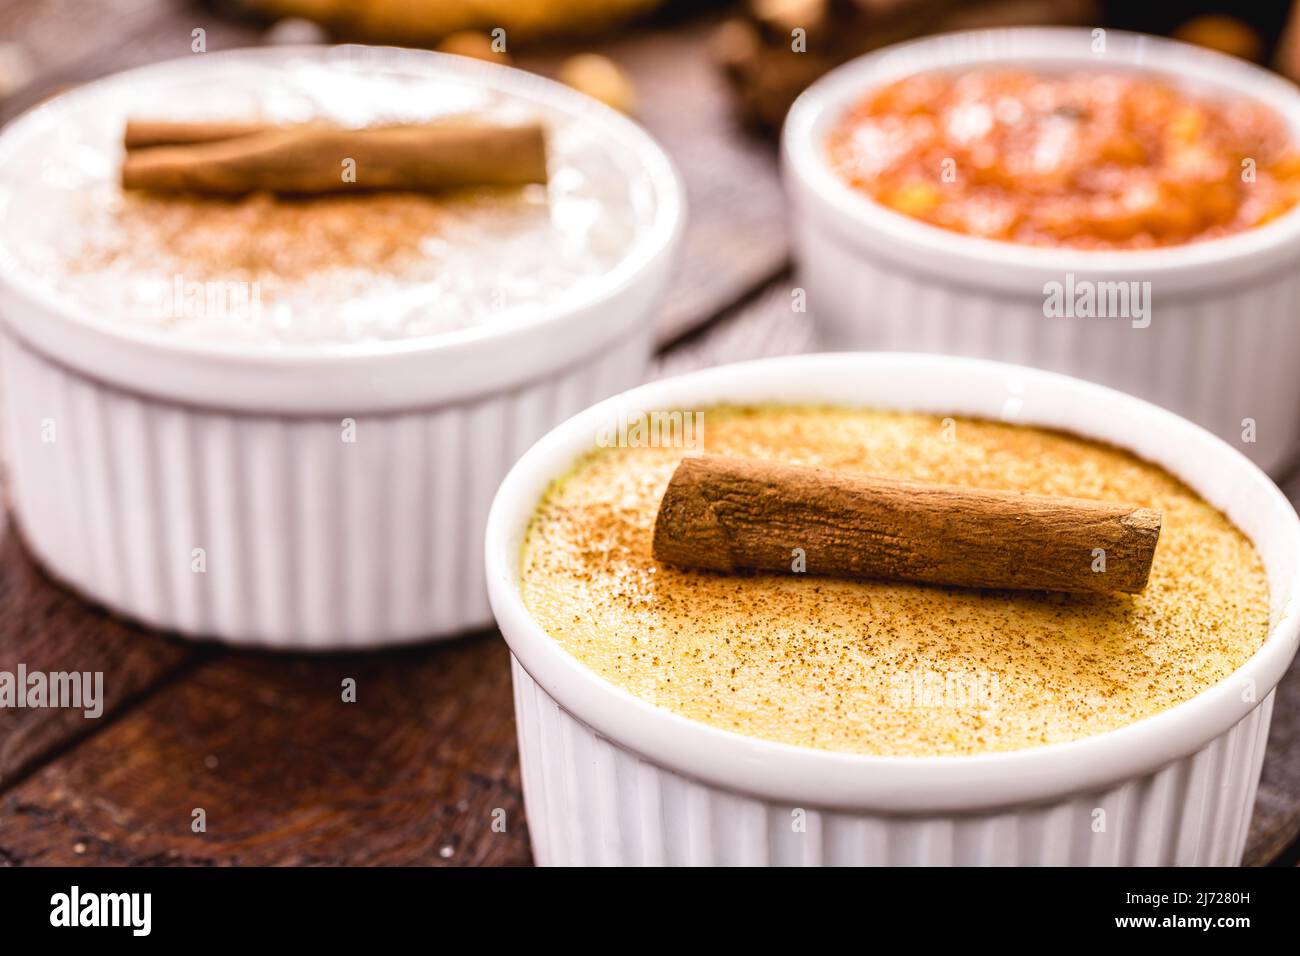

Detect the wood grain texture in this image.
[649,271,811,379]
[0,516,197,791]
[517,19,789,343]
[0,1,263,121]
[0,635,527,866]
[0,0,1295,868]
[0,0,175,86]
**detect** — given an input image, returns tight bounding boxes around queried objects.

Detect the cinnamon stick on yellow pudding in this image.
[652,455,1161,593]
[519,407,1269,756]
[121,119,548,195]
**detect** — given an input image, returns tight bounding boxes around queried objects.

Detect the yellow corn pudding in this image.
[518,406,1270,756]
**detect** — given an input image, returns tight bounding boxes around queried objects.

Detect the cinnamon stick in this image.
[124,119,290,149]
[652,455,1161,594]
[121,121,548,195]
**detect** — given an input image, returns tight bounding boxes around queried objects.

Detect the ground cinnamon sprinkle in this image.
[518,406,1270,756]
[77,192,452,283]
[56,184,571,344]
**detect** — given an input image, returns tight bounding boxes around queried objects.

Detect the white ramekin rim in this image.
[0,45,685,413]
[485,352,1300,813]
[782,27,1300,291]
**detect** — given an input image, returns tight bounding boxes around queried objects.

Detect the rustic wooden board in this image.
[0,0,1296,868]
[0,518,198,791]
[0,632,527,866]
[0,0,264,114]
[522,22,790,344]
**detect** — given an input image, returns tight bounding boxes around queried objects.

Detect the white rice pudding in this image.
[0,54,650,348]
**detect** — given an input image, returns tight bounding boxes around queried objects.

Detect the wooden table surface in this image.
[0,0,1296,867]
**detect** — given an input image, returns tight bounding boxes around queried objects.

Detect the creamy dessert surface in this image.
[519,407,1270,757]
[0,58,648,347]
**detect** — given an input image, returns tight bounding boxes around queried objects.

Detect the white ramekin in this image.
[783,28,1300,477]
[0,46,684,649]
[486,353,1300,865]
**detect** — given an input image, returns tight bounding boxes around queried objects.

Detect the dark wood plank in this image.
[0,0,264,119]
[1250,468,1300,865]
[519,20,789,343]
[649,269,809,380]
[1248,653,1300,866]
[0,0,173,82]
[0,513,197,791]
[0,635,528,865]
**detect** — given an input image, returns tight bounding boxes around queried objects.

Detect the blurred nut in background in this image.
[240,0,663,44]
[1174,14,1263,61]
[436,31,511,64]
[558,53,636,113]
[0,42,35,100]
[263,17,332,45]
[714,0,1098,133]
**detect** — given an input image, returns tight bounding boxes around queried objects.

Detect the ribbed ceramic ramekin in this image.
[486,353,1300,866]
[783,28,1300,476]
[0,47,684,648]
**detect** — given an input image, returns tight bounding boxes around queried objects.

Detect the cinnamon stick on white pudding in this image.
[121,120,548,195]
[652,455,1161,594]
[124,119,291,149]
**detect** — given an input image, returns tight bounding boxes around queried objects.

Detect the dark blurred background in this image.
[3,1,1299,132]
